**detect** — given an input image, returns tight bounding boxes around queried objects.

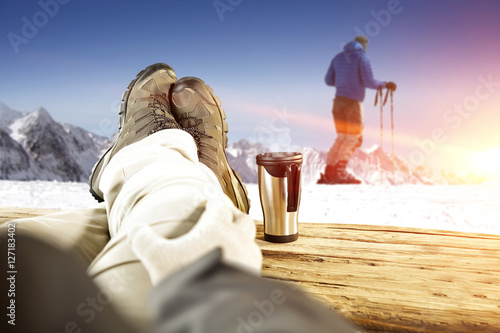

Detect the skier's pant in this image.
[0,129,261,330]
[326,96,364,167]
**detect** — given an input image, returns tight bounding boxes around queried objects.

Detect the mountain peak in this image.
[32,106,51,117]
[363,144,381,154]
[25,106,55,126]
[0,101,25,124]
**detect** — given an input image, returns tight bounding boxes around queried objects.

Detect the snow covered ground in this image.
[1,180,499,236]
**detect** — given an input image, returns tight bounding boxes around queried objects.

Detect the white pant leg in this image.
[87,129,259,330]
[336,133,363,162]
[0,204,109,266]
[326,136,342,166]
[101,128,223,238]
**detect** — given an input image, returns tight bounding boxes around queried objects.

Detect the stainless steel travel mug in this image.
[256,152,303,243]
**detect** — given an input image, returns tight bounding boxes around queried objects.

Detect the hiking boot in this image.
[317,162,361,185]
[317,165,337,184]
[89,63,181,202]
[170,77,250,213]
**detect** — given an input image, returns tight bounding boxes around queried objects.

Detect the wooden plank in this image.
[1,209,500,332]
[0,207,59,223]
[256,222,500,332]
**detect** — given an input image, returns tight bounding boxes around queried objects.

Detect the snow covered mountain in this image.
[1,102,109,181]
[225,140,487,185]
[0,102,486,185]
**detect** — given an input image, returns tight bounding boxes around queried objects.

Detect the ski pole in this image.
[381,89,396,182]
[375,87,384,184]
[389,90,395,180]
[390,90,394,154]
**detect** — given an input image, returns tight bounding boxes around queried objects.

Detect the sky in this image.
[1,0,499,176]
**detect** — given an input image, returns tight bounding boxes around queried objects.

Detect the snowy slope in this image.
[1,179,499,236]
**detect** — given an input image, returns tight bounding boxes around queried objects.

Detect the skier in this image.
[318,35,397,184]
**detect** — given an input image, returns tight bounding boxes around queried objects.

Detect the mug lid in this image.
[256,152,302,165]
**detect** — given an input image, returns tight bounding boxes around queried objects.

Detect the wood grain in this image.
[2,208,499,332]
[256,222,500,332]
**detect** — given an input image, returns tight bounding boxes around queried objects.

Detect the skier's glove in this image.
[385,81,397,91]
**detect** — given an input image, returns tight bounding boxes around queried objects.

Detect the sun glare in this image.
[471,146,500,177]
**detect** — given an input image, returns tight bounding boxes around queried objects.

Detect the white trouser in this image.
[2,129,261,330]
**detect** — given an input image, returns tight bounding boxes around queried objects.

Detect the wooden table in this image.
[2,208,499,332]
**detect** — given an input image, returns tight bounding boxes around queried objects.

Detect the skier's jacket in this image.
[325,41,385,102]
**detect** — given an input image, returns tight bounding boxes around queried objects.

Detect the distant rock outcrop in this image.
[0,129,43,180]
